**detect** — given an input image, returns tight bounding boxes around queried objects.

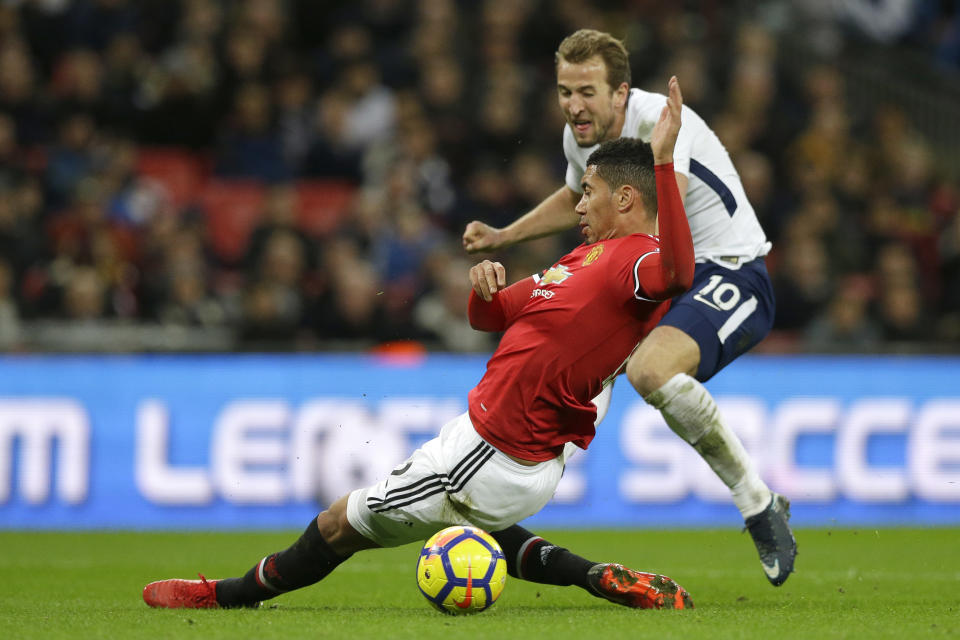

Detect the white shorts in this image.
[346,412,564,547]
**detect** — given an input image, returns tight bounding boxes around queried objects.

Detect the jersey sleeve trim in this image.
[632,249,663,301]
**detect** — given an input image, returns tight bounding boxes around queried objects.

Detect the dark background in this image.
[1,0,958,354]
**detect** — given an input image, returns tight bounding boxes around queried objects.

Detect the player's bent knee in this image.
[314,509,343,544]
[628,327,702,397]
[315,496,375,556]
[626,351,673,397]
[626,362,656,398]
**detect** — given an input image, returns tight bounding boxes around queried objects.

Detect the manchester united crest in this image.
[582,244,604,266]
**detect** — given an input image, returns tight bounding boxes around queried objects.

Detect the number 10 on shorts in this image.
[693,274,758,343]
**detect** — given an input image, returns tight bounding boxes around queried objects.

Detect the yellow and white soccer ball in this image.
[416,525,507,614]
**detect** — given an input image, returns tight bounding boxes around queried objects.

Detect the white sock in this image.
[646,373,771,518]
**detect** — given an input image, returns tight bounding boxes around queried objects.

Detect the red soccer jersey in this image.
[467,234,672,461]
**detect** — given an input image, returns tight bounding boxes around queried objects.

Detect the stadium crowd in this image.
[0,0,958,352]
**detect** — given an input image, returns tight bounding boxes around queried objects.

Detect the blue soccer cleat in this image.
[745,493,797,586]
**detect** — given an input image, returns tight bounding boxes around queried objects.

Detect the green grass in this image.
[0,528,957,639]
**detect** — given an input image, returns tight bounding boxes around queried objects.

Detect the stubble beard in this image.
[574,116,612,148]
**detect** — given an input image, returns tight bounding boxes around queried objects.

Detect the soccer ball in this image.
[416,525,507,615]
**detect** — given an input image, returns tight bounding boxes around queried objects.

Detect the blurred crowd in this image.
[0,0,958,352]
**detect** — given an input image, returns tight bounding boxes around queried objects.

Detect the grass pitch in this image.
[0,527,956,639]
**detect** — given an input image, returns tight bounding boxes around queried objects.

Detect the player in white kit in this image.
[463,29,796,587]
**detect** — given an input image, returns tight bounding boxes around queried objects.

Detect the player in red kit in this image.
[142,77,694,611]
[466,150,691,462]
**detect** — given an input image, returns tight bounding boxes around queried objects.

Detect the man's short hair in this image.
[555,29,631,91]
[586,138,657,216]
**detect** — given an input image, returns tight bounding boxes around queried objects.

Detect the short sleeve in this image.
[562,125,586,193]
[565,163,583,193]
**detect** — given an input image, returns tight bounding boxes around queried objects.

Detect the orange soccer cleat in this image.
[142,574,221,609]
[587,563,693,609]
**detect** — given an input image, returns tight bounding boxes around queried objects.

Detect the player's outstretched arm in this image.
[462,186,581,253]
[467,259,536,331]
[642,76,694,299]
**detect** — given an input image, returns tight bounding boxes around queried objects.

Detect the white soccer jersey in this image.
[563,88,771,266]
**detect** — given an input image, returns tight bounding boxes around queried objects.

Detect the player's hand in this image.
[651,75,683,165]
[469,259,507,302]
[463,221,504,254]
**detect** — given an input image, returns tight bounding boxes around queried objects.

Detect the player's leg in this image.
[143,496,379,609]
[490,525,692,609]
[627,259,795,586]
[143,417,473,610]
[626,325,771,519]
[491,525,594,589]
[214,496,377,607]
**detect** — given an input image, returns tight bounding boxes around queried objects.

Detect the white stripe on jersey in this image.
[632,249,662,301]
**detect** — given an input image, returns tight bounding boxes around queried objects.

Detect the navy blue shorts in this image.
[659,258,775,382]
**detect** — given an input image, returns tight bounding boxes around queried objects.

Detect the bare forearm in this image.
[500,186,581,246]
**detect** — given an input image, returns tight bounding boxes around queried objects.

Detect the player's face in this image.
[575,165,618,243]
[557,56,627,147]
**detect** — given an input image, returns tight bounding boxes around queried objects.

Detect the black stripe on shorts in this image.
[367,442,494,513]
